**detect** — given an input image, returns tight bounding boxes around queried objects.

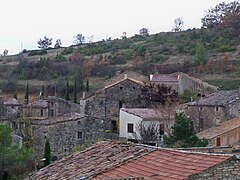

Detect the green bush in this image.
[61,47,73,55]
[28,50,47,56]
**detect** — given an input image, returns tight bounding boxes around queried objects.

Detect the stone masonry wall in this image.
[188,156,240,179]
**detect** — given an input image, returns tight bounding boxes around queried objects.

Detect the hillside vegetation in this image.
[0,1,239,100]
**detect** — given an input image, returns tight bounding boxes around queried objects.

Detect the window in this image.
[111,120,117,131]
[119,86,123,90]
[200,107,203,111]
[127,123,134,133]
[132,86,136,90]
[49,109,54,117]
[119,101,123,109]
[77,132,83,139]
[216,137,221,146]
[199,118,204,131]
[77,121,81,125]
[40,109,44,116]
[159,124,164,135]
[215,106,219,111]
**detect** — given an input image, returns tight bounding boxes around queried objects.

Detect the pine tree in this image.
[65,80,70,100]
[74,77,77,103]
[44,139,51,167]
[164,112,208,148]
[24,83,29,104]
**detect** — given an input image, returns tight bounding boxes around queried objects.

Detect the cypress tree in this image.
[44,139,51,166]
[86,79,89,92]
[65,80,70,100]
[74,77,77,103]
[24,82,29,104]
[41,84,45,99]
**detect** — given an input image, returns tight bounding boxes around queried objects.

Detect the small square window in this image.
[77,121,81,125]
[132,86,136,90]
[215,106,219,111]
[127,123,134,133]
[119,86,123,90]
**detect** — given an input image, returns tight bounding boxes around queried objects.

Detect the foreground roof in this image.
[30,140,234,180]
[197,118,240,139]
[30,141,152,180]
[189,90,239,106]
[94,148,232,180]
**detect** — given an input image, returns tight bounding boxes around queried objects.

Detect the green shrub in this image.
[61,47,73,55]
[28,50,47,56]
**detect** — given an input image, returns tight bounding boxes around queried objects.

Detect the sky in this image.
[0,0,234,55]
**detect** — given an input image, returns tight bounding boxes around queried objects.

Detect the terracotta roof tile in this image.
[93,148,232,180]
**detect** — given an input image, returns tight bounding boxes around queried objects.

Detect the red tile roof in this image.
[121,108,173,120]
[197,118,240,139]
[30,141,152,180]
[94,148,232,180]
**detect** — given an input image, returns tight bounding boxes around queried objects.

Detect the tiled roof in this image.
[121,108,173,120]
[3,98,20,106]
[30,141,152,180]
[104,70,149,87]
[30,99,48,108]
[150,74,179,82]
[94,148,233,180]
[197,118,240,139]
[104,77,144,90]
[189,90,239,106]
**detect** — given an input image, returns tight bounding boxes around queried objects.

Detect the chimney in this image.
[124,74,127,79]
[150,74,153,81]
[82,92,86,99]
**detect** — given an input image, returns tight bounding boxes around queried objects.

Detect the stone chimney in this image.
[82,92,86,99]
[124,74,127,79]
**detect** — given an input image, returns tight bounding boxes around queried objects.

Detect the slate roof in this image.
[30,141,234,180]
[197,118,240,140]
[189,90,239,106]
[94,148,233,180]
[30,141,152,180]
[121,108,173,120]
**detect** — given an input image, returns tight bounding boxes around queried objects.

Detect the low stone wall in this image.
[188,156,240,179]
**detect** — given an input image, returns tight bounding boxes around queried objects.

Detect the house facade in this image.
[150,72,218,95]
[120,108,175,143]
[82,72,148,132]
[185,90,240,132]
[197,118,240,147]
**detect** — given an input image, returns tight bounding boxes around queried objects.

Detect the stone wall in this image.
[188,156,240,179]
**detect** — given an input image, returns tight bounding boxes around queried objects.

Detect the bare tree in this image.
[3,49,8,56]
[73,33,85,45]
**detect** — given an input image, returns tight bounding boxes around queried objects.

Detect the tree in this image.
[73,33,85,45]
[163,112,208,148]
[40,84,45,99]
[37,36,52,49]
[54,39,62,48]
[65,80,70,100]
[24,82,29,104]
[194,44,208,65]
[74,77,77,103]
[139,28,149,36]
[0,124,32,179]
[3,49,8,56]
[43,139,51,167]
[201,1,240,29]
[172,17,184,32]
[86,78,89,92]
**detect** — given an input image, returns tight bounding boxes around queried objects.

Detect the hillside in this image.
[0,27,240,101]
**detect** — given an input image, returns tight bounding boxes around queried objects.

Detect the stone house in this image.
[30,140,240,180]
[81,71,148,132]
[119,108,175,142]
[150,72,218,95]
[185,90,240,132]
[3,97,21,111]
[197,117,240,147]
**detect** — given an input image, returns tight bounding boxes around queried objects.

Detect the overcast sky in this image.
[0,0,234,55]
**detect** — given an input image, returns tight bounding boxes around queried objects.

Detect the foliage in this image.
[0,124,33,179]
[179,90,198,103]
[3,49,8,56]
[55,53,66,62]
[37,36,52,49]
[172,17,184,32]
[44,140,51,167]
[28,49,47,56]
[65,80,70,100]
[194,44,208,65]
[86,78,89,92]
[54,39,62,48]
[61,47,73,55]
[163,112,208,148]
[206,79,240,90]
